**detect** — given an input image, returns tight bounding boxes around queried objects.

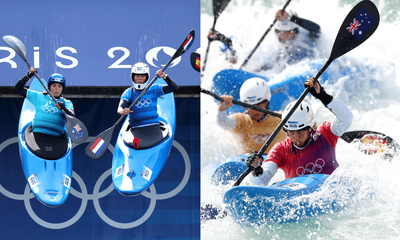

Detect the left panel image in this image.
[0,1,200,239]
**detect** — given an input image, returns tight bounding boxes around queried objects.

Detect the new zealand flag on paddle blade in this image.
[346,8,375,41]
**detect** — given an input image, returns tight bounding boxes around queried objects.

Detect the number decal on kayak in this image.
[141,166,153,181]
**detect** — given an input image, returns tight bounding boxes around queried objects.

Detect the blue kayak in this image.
[18,78,73,207]
[112,78,176,196]
[212,58,377,112]
[210,160,339,226]
[223,173,331,226]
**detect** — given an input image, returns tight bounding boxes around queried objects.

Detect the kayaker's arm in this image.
[249,161,278,186]
[117,99,130,116]
[56,102,75,116]
[306,77,353,136]
[161,75,179,94]
[290,14,321,39]
[217,110,237,131]
[14,69,36,97]
[326,97,353,136]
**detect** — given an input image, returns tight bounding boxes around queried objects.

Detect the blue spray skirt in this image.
[18,78,73,207]
[112,78,176,196]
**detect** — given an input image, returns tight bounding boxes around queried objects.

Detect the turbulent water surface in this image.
[201,0,400,239]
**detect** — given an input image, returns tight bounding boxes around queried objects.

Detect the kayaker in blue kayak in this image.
[117,62,178,149]
[258,9,321,71]
[216,77,286,154]
[207,9,320,70]
[206,29,237,64]
[14,67,75,137]
[247,77,353,184]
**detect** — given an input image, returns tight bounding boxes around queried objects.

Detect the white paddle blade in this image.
[3,35,28,60]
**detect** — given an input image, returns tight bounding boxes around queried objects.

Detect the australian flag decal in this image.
[71,123,85,140]
[346,8,375,41]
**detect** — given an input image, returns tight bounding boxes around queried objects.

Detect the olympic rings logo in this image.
[0,136,191,229]
[41,104,60,114]
[250,133,270,144]
[136,99,152,108]
[296,158,325,176]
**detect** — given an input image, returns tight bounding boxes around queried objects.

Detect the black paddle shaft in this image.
[239,0,292,69]
[200,88,282,117]
[233,0,380,187]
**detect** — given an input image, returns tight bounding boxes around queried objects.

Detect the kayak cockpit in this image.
[122,120,169,150]
[24,125,68,160]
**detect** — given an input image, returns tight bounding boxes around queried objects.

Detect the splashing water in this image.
[201,0,400,239]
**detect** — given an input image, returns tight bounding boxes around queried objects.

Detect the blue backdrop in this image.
[0,97,200,239]
[0,0,200,86]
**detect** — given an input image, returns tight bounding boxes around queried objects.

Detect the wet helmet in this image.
[48,73,66,89]
[131,62,150,90]
[240,78,271,105]
[282,101,315,131]
[275,20,299,32]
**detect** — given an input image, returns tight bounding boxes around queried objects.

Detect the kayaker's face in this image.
[50,83,63,97]
[278,30,296,42]
[134,74,147,84]
[248,101,269,121]
[287,128,312,147]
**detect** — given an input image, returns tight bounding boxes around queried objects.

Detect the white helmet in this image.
[275,20,298,32]
[282,101,315,131]
[131,62,150,90]
[240,78,271,105]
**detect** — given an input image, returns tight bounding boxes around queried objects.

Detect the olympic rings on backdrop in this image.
[0,137,191,229]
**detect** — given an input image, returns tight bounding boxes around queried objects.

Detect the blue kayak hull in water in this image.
[211,58,377,112]
[212,159,340,226]
[223,173,331,226]
[112,79,176,196]
[18,78,73,207]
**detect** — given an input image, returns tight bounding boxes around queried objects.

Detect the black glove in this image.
[208,30,233,47]
[252,166,264,177]
[57,101,66,111]
[246,150,264,177]
[304,81,333,106]
[26,69,37,79]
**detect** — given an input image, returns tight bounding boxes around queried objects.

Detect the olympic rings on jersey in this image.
[41,105,60,114]
[296,158,325,176]
[250,133,270,144]
[0,136,191,229]
[136,98,152,108]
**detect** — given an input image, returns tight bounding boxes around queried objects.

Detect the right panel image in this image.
[201,0,400,239]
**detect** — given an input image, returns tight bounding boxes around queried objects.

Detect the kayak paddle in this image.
[239,0,292,69]
[202,0,232,75]
[190,52,201,72]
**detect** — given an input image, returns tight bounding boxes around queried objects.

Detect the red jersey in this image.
[265,121,340,179]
